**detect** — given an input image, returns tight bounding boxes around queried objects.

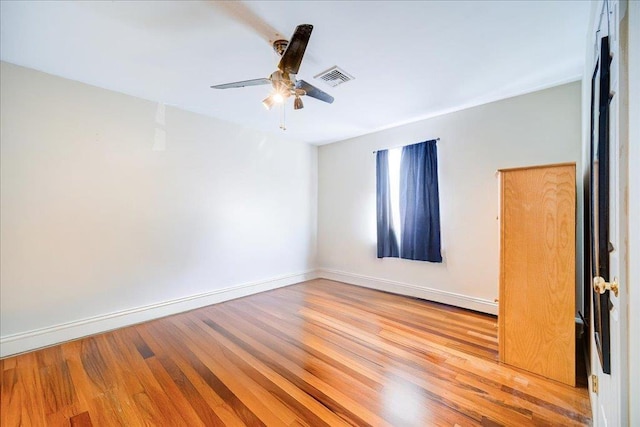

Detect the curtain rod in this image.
[372,138,441,154]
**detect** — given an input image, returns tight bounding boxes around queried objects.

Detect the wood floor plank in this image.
[137,323,244,426]
[69,411,93,427]
[0,279,591,426]
[2,352,48,427]
[233,297,489,426]
[201,307,393,426]
[187,312,353,427]
[60,341,120,426]
[102,329,192,426]
[39,361,76,415]
[81,334,149,426]
[1,368,22,427]
[168,316,296,426]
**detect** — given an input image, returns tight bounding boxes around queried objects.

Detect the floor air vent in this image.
[313,66,354,88]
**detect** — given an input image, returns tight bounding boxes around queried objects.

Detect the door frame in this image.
[627,2,640,423]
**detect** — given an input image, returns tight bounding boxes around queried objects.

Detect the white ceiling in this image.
[0,1,591,145]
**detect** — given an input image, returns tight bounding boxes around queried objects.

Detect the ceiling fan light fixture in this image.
[294,96,304,110]
[272,92,285,103]
[262,95,275,110]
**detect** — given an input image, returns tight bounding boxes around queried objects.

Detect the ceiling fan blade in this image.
[211,78,271,89]
[296,80,334,104]
[278,24,313,75]
[211,2,285,45]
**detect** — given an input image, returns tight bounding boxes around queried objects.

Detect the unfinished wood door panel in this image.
[499,163,576,386]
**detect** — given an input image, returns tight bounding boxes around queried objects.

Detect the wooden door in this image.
[499,163,576,386]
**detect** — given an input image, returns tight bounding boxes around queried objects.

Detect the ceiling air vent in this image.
[313,66,354,88]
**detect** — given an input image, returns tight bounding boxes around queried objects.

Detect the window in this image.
[376,139,442,262]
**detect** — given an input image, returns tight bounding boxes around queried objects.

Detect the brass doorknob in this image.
[593,276,619,297]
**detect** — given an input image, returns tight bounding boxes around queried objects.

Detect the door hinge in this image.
[591,375,599,394]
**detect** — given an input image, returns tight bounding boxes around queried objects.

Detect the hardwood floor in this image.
[1,279,591,426]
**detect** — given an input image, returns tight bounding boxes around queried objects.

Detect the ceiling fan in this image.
[211,24,334,111]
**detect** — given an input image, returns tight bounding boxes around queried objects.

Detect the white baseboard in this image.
[317,268,497,315]
[0,270,318,358]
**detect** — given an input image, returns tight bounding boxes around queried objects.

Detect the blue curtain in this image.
[399,140,442,262]
[376,150,399,258]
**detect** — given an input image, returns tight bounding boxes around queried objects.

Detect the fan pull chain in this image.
[280,102,287,131]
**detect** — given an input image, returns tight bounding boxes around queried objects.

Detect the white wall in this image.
[0,62,317,356]
[317,82,582,314]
